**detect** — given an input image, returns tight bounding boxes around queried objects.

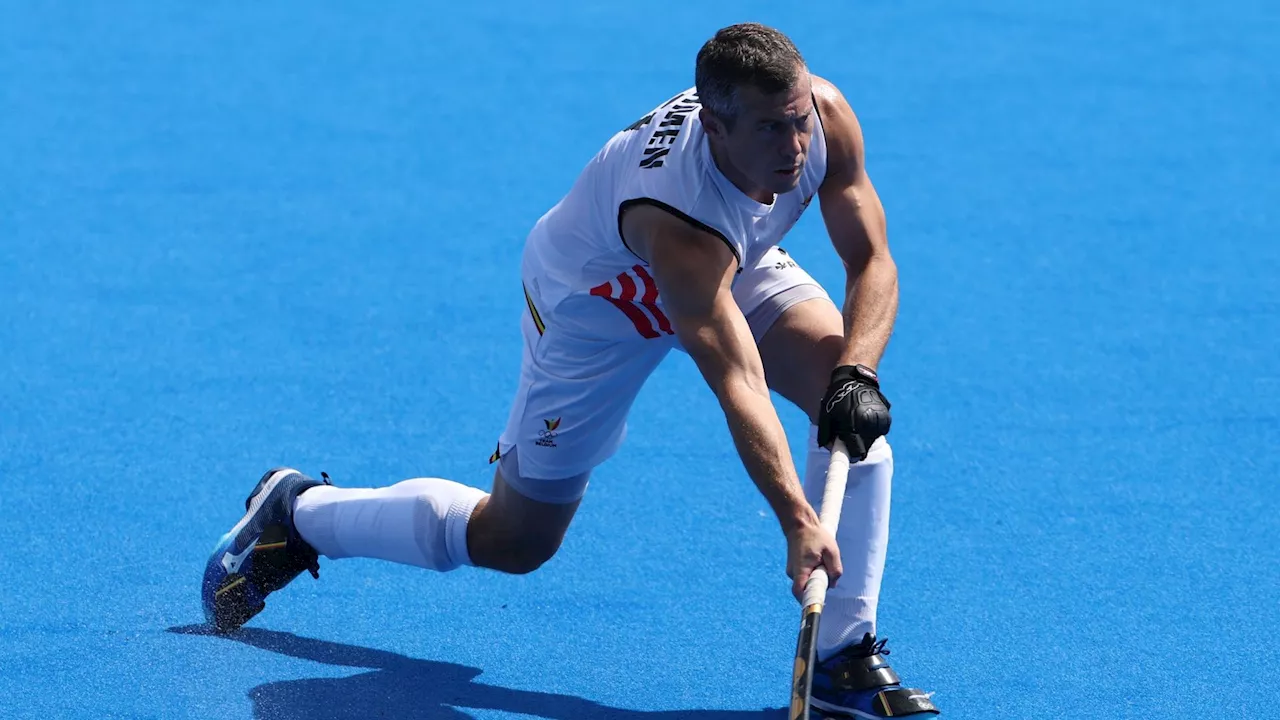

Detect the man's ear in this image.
[699,107,726,140]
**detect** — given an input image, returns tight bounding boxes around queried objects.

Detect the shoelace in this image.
[829,634,890,667]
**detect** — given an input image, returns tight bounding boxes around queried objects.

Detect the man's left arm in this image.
[810,75,898,458]
[813,75,898,370]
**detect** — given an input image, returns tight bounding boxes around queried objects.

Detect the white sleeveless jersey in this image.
[521,87,828,337]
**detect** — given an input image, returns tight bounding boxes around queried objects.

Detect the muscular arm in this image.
[621,204,817,535]
[813,76,899,370]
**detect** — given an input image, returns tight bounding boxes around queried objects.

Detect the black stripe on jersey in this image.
[811,91,833,181]
[617,198,742,273]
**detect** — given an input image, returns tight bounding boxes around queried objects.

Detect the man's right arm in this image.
[620,204,841,596]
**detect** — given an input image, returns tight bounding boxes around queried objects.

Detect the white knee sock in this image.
[802,425,894,660]
[292,478,487,572]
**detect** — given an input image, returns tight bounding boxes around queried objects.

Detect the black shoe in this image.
[200,468,329,632]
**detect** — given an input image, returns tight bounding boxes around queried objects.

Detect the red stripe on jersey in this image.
[632,265,674,335]
[590,279,660,339]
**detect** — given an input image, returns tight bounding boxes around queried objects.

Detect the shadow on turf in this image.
[169,624,787,720]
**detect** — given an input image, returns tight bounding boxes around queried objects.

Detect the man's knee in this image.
[808,331,845,370]
[466,455,584,574]
[482,532,564,575]
[758,298,847,419]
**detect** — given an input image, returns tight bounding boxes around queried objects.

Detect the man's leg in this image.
[755,295,894,659]
[202,457,587,631]
[744,254,937,715]
[203,273,672,631]
[731,246,893,659]
[292,446,586,577]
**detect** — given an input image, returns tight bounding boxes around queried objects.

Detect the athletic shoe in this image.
[201,468,328,632]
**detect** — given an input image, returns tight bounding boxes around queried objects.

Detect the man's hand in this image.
[786,519,843,601]
[817,364,891,460]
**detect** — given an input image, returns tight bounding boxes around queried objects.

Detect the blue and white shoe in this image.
[201,467,329,632]
[811,634,940,718]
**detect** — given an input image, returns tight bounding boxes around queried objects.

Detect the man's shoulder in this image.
[809,74,850,123]
[807,74,864,184]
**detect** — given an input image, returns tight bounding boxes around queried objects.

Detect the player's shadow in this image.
[168,625,785,720]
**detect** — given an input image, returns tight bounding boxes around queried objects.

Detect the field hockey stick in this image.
[788,437,852,720]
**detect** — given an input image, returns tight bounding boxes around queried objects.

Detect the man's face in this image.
[707,72,815,199]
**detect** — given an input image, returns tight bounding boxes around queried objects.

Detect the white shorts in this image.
[493,245,830,502]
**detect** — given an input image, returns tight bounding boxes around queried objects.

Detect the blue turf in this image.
[1,2,1277,718]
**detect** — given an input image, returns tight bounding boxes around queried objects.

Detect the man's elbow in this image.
[687,346,768,405]
[716,368,770,405]
[843,245,897,281]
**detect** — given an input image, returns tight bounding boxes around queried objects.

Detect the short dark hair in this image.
[695,23,807,127]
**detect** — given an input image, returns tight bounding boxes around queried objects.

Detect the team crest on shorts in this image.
[537,418,561,447]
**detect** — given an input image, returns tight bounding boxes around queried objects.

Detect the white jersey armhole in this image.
[616,195,742,270]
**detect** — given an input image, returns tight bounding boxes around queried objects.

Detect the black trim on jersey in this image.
[617,198,742,271]
[812,91,833,181]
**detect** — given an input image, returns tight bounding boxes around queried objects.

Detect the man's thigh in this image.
[733,246,844,421]
[733,246,833,342]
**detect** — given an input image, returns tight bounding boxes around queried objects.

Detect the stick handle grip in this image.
[801,568,830,608]
[818,438,852,532]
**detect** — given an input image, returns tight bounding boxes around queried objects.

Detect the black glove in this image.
[817,364,892,460]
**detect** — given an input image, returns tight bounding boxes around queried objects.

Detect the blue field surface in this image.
[1,2,1277,718]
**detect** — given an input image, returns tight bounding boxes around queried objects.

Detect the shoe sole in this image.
[811,698,936,719]
[202,468,301,632]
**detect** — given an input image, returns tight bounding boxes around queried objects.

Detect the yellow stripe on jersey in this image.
[524,284,546,335]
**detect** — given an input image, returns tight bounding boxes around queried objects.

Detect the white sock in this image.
[803,424,894,660]
[292,478,487,572]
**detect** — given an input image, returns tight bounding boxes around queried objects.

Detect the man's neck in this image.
[706,138,774,205]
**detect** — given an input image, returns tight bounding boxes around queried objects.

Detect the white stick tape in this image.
[799,438,851,605]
